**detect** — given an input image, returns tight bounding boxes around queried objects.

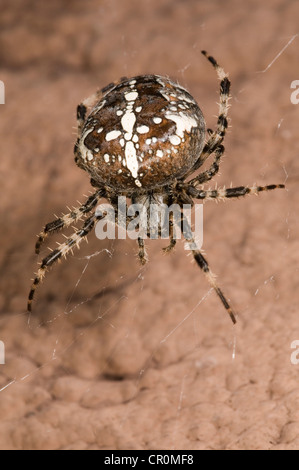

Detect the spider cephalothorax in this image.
[28,51,285,323]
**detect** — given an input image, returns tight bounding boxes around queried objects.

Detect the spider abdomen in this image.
[75,74,206,193]
[28,51,285,324]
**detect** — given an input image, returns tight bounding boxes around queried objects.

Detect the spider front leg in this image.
[185,51,230,178]
[200,51,230,159]
[35,189,104,254]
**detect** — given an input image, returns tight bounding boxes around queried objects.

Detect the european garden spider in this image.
[28,51,284,323]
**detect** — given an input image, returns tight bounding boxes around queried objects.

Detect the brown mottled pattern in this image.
[75,75,205,192]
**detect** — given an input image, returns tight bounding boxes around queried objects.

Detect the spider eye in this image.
[74,75,206,193]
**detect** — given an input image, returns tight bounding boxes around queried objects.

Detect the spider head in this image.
[74,75,206,194]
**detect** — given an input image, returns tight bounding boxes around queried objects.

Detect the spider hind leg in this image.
[181,211,237,324]
[27,211,103,312]
[193,250,237,324]
[35,189,104,254]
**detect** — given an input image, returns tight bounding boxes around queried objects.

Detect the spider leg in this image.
[136,209,177,260]
[184,51,230,178]
[28,210,104,312]
[193,250,237,324]
[97,196,150,266]
[35,189,104,254]
[186,183,285,201]
[187,144,224,186]
[200,50,230,157]
[137,237,148,264]
[181,213,236,324]
[162,211,177,253]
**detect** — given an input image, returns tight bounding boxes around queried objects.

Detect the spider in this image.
[27,51,285,323]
